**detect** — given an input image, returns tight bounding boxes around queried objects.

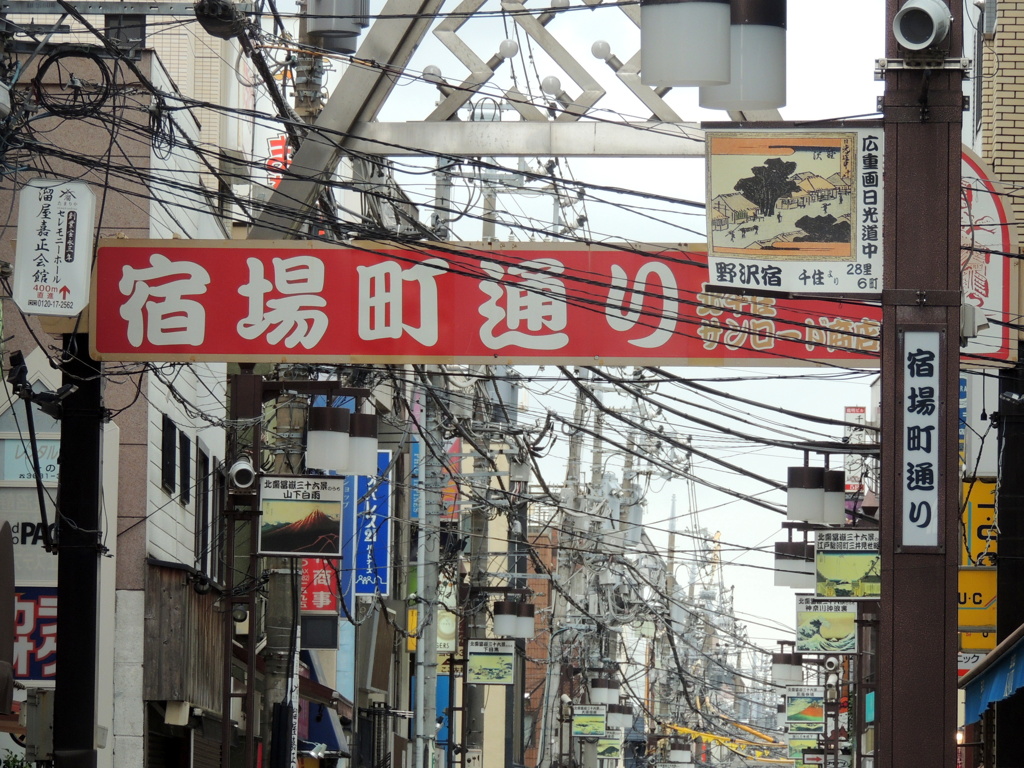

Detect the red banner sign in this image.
[300,558,339,613]
[92,241,888,365]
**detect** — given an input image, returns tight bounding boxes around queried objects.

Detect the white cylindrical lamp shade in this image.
[306,406,351,472]
[348,413,379,476]
[515,602,536,639]
[607,703,633,730]
[787,466,825,522]
[823,469,847,525]
[493,600,518,637]
[640,0,730,86]
[590,678,619,705]
[771,651,804,685]
[699,0,786,110]
[773,540,815,588]
[669,739,692,764]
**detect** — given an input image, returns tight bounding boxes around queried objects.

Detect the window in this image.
[195,448,210,573]
[210,459,227,583]
[179,433,191,505]
[161,414,175,493]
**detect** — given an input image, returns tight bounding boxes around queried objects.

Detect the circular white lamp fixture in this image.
[541,75,562,96]
[591,40,612,61]
[641,0,730,86]
[498,39,519,59]
[423,65,443,84]
[700,0,787,110]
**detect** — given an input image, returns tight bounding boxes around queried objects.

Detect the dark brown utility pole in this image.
[53,333,103,768]
[878,1,963,766]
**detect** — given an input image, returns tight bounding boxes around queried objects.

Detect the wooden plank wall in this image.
[143,563,226,714]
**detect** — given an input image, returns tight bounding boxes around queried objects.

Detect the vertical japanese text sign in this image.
[902,331,941,547]
[349,451,392,596]
[14,179,95,316]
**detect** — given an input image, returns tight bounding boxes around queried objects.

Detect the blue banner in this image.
[347,450,392,596]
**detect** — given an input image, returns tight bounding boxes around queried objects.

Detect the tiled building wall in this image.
[982,0,1024,231]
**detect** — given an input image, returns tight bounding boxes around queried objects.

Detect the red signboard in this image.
[92,241,887,365]
[300,558,339,613]
[14,586,57,680]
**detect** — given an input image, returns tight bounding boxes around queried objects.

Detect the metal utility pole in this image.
[877,1,963,765]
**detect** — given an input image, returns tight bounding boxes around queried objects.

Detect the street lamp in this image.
[639,0,787,110]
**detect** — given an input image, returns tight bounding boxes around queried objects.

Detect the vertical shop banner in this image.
[300,558,340,613]
[901,331,941,548]
[843,407,868,495]
[349,451,392,596]
[14,179,95,316]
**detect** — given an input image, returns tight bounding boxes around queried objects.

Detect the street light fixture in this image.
[699,0,787,110]
[639,0,731,86]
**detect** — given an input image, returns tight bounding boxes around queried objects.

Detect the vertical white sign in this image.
[13,179,95,316]
[902,331,941,547]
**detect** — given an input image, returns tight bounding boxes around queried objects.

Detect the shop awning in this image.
[299,675,352,757]
[960,622,1024,724]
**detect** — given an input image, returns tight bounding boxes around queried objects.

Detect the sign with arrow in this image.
[14,179,95,316]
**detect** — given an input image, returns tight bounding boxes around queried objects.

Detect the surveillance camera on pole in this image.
[228,455,256,492]
[893,0,952,50]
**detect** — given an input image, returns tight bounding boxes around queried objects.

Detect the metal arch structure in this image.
[247,0,780,240]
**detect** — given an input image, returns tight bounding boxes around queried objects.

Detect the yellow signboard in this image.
[960,630,997,652]
[958,567,997,630]
[961,481,997,566]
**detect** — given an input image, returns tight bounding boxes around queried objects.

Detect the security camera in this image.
[893,0,952,51]
[228,455,256,490]
[823,656,840,672]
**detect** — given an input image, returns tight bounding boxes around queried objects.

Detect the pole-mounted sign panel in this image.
[14,179,94,317]
[705,127,884,295]
[901,330,942,549]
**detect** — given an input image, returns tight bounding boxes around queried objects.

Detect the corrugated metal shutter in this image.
[194,732,220,768]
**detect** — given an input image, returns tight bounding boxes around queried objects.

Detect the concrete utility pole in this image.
[877,1,963,765]
[417,370,443,768]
